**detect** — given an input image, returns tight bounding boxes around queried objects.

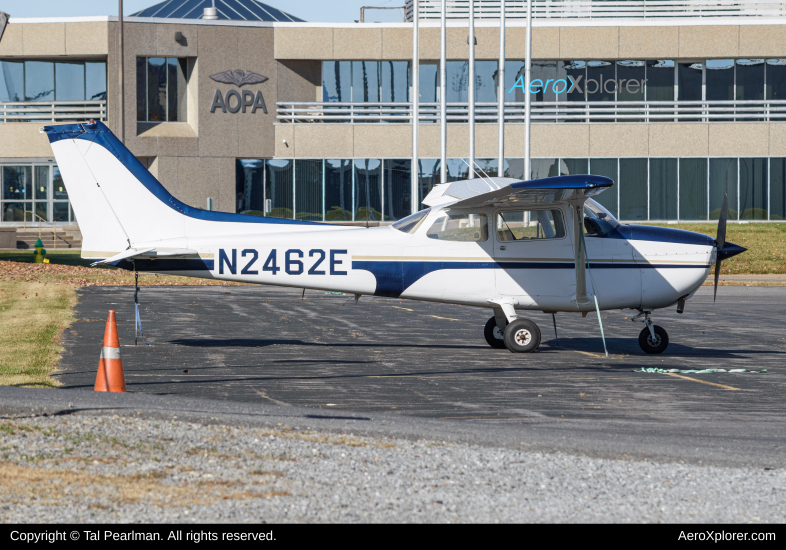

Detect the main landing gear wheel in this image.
[638,325,669,354]
[484,317,507,349]
[504,319,541,353]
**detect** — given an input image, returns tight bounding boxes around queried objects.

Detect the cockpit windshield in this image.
[583,199,619,236]
[391,208,430,234]
[584,199,619,227]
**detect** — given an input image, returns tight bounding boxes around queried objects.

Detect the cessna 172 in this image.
[42,121,746,355]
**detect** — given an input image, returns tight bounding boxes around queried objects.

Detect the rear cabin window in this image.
[391,209,430,234]
[497,209,565,241]
[426,213,488,242]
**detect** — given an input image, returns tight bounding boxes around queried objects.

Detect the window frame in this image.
[136,56,188,123]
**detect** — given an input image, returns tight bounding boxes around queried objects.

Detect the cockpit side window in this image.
[392,209,430,234]
[426,213,488,242]
[496,209,565,242]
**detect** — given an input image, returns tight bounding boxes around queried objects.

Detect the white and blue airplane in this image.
[42,121,745,354]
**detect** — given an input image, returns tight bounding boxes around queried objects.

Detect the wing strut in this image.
[574,206,609,358]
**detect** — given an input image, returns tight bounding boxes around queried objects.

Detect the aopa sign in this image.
[209,70,268,114]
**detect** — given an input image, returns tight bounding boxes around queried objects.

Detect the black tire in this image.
[638,325,669,354]
[503,319,541,353]
[484,317,507,349]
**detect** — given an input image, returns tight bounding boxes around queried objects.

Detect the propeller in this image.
[713,193,728,302]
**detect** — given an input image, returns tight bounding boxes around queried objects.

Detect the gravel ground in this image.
[0,414,783,523]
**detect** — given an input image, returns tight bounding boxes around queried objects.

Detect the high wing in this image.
[422,174,614,209]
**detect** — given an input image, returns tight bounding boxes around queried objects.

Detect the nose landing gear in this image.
[633,311,669,354]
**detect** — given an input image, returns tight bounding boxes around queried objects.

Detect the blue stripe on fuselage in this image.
[353,260,709,298]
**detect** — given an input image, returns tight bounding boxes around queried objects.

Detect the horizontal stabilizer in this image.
[91,247,200,267]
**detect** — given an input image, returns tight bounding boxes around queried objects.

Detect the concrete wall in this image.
[274,24,786,61]
[275,122,786,159]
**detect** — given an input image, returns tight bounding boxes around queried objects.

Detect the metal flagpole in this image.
[412,0,419,213]
[439,0,447,184]
[118,0,124,144]
[498,0,505,177]
[468,0,475,178]
[524,0,532,181]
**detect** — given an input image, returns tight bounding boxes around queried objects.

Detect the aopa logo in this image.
[209,70,268,114]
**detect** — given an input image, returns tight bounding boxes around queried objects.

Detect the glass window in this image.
[428,212,488,242]
[736,59,764,100]
[352,61,380,102]
[474,158,498,178]
[678,62,702,101]
[35,166,49,200]
[380,61,409,103]
[530,158,560,180]
[322,61,351,102]
[235,159,265,214]
[560,158,589,176]
[147,57,167,122]
[646,60,675,101]
[497,209,565,241]
[619,158,648,221]
[532,61,566,102]
[3,202,31,222]
[475,61,498,103]
[766,59,786,100]
[446,158,470,182]
[586,61,615,102]
[52,202,69,222]
[446,61,469,103]
[739,157,767,220]
[392,209,430,234]
[617,61,645,102]
[709,158,738,220]
[771,158,786,220]
[295,160,323,221]
[418,62,438,103]
[264,159,293,219]
[354,159,382,221]
[383,159,411,221]
[649,158,678,221]
[55,62,85,101]
[679,158,708,220]
[3,166,31,200]
[564,61,586,102]
[24,61,54,102]
[86,61,107,100]
[35,201,48,222]
[417,158,440,206]
[136,57,146,122]
[52,166,68,200]
[168,58,188,122]
[706,59,734,101]
[325,159,352,221]
[585,199,619,227]
[589,158,618,218]
[0,60,24,101]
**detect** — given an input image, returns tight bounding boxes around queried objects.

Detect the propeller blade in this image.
[714,259,722,303]
[714,193,728,303]
[716,193,728,252]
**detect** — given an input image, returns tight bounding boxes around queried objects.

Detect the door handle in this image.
[499,245,506,250]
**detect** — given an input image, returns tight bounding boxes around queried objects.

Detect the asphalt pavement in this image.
[51,284,786,467]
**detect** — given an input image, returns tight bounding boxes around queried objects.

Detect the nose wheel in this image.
[634,312,669,354]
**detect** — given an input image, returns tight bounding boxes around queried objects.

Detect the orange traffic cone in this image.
[94,310,126,392]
